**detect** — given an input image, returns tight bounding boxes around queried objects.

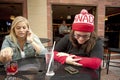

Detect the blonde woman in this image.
[0,16,47,63]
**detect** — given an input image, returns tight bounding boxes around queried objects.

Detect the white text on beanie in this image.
[72,9,94,32]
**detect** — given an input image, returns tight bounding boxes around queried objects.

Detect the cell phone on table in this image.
[64,66,79,74]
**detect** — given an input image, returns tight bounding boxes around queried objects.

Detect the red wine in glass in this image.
[6,61,18,75]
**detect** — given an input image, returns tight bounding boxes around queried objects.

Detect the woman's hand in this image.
[66,55,82,66]
[26,30,41,54]
[56,52,69,57]
[0,47,13,63]
[27,30,33,43]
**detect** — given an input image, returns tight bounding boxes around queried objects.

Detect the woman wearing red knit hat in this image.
[54,9,103,70]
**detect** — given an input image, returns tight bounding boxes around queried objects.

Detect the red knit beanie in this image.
[72,9,94,32]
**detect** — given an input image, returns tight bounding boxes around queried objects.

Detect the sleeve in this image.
[54,51,101,70]
[74,56,102,69]
[32,35,47,55]
[54,51,67,64]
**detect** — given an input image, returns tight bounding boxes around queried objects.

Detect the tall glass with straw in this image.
[45,41,56,76]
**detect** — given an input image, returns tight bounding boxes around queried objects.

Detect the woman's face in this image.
[14,22,29,38]
[74,31,91,44]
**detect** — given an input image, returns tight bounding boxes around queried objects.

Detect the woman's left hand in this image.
[27,30,33,43]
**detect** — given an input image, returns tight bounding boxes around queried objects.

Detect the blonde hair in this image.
[9,16,31,44]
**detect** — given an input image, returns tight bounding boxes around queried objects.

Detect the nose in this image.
[19,28,24,31]
[79,36,84,40]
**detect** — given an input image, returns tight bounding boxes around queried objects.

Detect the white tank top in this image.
[21,51,25,58]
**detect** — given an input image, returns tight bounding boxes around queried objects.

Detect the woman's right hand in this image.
[0,47,13,63]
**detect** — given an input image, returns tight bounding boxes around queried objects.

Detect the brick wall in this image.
[47,0,120,44]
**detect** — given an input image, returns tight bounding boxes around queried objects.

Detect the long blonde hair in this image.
[9,16,31,44]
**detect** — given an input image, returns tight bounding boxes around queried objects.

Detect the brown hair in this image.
[70,30,98,53]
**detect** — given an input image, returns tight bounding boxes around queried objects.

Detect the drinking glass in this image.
[45,48,55,76]
[5,61,18,75]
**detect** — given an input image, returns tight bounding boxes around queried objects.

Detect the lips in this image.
[17,33,26,37]
[78,40,85,44]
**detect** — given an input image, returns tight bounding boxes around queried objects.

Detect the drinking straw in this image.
[46,41,56,73]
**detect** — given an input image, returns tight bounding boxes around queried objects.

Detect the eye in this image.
[73,34,90,39]
[23,26,27,29]
[16,26,21,29]
[82,35,90,38]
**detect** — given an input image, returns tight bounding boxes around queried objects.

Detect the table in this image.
[0,57,99,80]
[40,38,51,43]
[0,57,45,80]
